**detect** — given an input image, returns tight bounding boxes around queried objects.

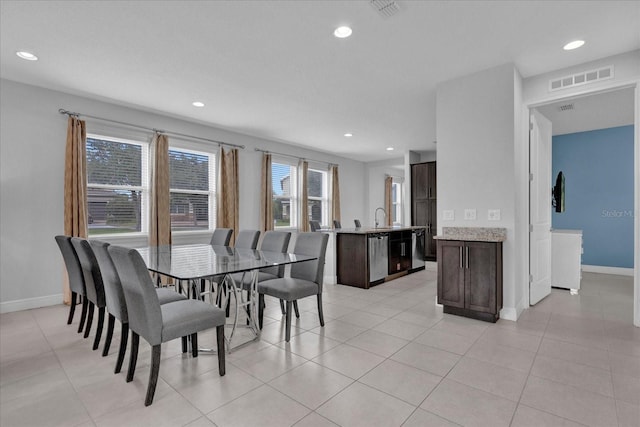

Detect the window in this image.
[307,167,328,225]
[271,159,330,229]
[86,134,217,236]
[86,135,148,236]
[391,181,403,226]
[272,161,298,228]
[169,147,216,232]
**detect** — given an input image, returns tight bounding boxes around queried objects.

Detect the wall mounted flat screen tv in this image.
[552,171,565,213]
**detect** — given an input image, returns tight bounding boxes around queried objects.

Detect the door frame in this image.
[523,79,639,327]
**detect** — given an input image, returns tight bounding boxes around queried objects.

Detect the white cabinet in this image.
[551,229,582,294]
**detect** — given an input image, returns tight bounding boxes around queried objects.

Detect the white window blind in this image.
[86,135,148,236]
[168,147,216,231]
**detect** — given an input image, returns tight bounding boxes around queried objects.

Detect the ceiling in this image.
[1,1,639,162]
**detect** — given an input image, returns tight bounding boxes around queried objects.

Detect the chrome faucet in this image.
[374,207,387,228]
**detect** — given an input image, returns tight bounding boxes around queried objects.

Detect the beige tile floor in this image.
[1,270,638,427]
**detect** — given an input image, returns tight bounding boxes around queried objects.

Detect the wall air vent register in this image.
[549,65,614,92]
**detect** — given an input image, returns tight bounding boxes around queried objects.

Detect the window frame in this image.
[306,165,329,227]
[271,158,299,230]
[167,143,217,233]
[391,179,403,226]
[86,133,149,237]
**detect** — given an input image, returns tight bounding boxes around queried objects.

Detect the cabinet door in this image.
[411,163,428,200]
[437,241,465,308]
[388,239,403,274]
[426,162,437,199]
[424,199,438,260]
[465,242,497,314]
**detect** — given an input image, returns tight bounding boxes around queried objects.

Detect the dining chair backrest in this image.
[259,231,291,278]
[210,228,233,246]
[108,245,162,346]
[309,220,321,232]
[333,220,341,229]
[354,219,361,228]
[55,235,85,295]
[90,240,128,323]
[71,237,106,307]
[234,230,260,249]
[290,232,329,290]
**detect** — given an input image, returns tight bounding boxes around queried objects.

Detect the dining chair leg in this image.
[115,323,128,374]
[258,294,265,329]
[127,332,139,382]
[279,299,286,315]
[191,333,198,357]
[145,345,161,406]
[84,302,95,339]
[285,301,292,342]
[181,336,188,353]
[77,296,88,333]
[93,307,105,350]
[216,325,226,376]
[293,300,300,318]
[317,294,325,327]
[102,313,115,356]
[67,292,77,325]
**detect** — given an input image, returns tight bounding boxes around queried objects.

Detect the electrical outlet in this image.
[442,210,454,221]
[488,209,501,221]
[464,209,476,220]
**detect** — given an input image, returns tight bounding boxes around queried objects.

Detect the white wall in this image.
[0,79,366,312]
[436,63,518,320]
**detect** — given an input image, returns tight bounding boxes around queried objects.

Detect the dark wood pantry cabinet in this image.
[411,162,437,261]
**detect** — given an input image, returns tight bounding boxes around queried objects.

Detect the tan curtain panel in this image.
[260,153,274,232]
[330,165,341,227]
[299,160,309,232]
[63,117,88,303]
[217,147,240,244]
[149,133,172,247]
[384,175,393,226]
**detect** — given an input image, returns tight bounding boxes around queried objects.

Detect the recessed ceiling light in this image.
[386,147,394,151]
[334,26,352,38]
[192,101,205,107]
[16,51,38,61]
[563,40,585,50]
[344,133,353,137]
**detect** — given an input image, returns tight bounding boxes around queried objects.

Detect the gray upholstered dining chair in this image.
[71,237,107,351]
[90,240,187,372]
[108,245,226,406]
[258,232,329,342]
[354,219,361,228]
[55,236,88,332]
[210,228,233,246]
[309,220,321,232]
[333,220,341,229]
[234,229,261,250]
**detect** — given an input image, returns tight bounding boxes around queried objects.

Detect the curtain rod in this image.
[58,108,245,149]
[255,147,337,167]
[385,174,404,180]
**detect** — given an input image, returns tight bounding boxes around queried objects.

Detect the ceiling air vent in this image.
[370,0,400,18]
[558,103,574,111]
[549,65,614,92]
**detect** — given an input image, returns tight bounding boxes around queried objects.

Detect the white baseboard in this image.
[500,307,518,322]
[582,265,634,277]
[0,294,64,314]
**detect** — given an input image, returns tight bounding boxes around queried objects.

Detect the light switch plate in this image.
[464,209,476,220]
[442,210,454,221]
[488,209,501,221]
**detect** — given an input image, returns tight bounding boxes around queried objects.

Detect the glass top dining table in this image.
[137,244,317,351]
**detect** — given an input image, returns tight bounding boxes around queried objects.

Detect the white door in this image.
[530,109,553,305]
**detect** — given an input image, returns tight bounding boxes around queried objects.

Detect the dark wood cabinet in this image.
[437,239,503,322]
[336,233,369,288]
[411,162,437,261]
[388,231,411,275]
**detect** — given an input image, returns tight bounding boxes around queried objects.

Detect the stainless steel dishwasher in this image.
[411,229,425,270]
[368,233,389,283]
